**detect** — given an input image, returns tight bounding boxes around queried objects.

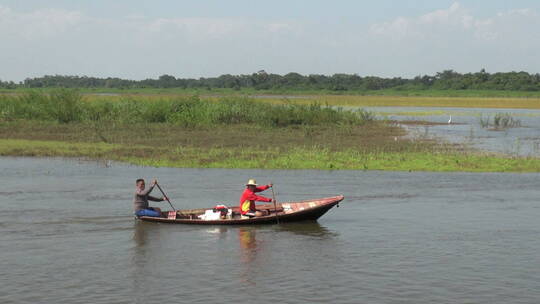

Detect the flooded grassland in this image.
[1,91,540,172]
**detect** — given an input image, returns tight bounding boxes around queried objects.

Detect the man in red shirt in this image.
[239,179,274,217]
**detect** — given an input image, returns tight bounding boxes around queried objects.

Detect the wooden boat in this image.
[138,195,344,225]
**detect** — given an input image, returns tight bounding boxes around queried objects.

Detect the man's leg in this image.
[150,207,162,217]
[136,208,162,217]
[243,211,256,218]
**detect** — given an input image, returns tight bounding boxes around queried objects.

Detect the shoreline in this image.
[2,139,540,173]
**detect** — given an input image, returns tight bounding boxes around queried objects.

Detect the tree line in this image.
[2,69,540,91]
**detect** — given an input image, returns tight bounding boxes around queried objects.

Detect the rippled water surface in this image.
[2,157,540,303]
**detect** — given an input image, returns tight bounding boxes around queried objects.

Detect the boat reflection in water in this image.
[238,226,259,286]
[239,227,258,260]
[237,221,337,285]
[130,218,339,291]
[133,221,148,248]
[131,221,155,298]
[237,222,335,261]
[275,221,337,238]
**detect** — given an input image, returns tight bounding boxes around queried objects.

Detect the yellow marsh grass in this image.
[253,95,540,109]
[82,94,540,109]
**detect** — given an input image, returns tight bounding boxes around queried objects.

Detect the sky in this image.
[0,0,539,81]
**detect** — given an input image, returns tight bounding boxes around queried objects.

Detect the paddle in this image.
[155,181,176,212]
[270,183,280,224]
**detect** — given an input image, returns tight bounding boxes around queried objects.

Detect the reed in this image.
[493,113,521,129]
[0,90,374,127]
[479,115,490,128]
[479,113,521,130]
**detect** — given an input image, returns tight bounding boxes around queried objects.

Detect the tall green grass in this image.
[2,138,540,172]
[1,90,83,123]
[0,90,373,127]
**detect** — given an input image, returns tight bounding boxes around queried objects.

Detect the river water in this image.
[2,157,540,303]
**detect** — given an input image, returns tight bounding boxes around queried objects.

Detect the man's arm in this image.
[246,193,272,203]
[254,185,271,192]
[136,184,155,196]
[148,195,164,202]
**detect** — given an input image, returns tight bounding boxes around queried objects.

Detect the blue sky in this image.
[0,1,539,81]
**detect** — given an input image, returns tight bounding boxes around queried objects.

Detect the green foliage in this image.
[1,89,83,123]
[49,89,83,123]
[2,138,540,172]
[8,69,540,92]
[0,91,374,127]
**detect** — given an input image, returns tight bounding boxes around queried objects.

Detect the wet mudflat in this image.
[2,157,540,303]
[366,106,540,157]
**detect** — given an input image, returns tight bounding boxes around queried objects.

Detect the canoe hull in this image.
[138,195,344,225]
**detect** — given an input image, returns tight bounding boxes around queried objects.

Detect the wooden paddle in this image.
[155,181,176,212]
[270,183,280,224]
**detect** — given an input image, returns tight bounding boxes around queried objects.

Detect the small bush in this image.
[49,89,83,123]
[493,113,521,129]
[479,113,521,130]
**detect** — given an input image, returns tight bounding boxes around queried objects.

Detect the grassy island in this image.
[1,90,540,172]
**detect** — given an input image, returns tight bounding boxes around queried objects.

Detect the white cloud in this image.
[362,1,540,76]
[265,22,294,33]
[370,2,476,40]
[369,2,540,43]
[144,17,245,37]
[419,2,463,25]
[0,5,82,40]
[502,8,535,17]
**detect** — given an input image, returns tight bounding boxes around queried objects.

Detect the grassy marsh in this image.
[0,91,372,126]
[262,95,540,109]
[2,138,539,172]
[1,90,540,172]
[479,113,522,130]
[4,88,540,109]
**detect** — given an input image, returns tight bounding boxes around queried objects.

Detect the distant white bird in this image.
[448,115,452,124]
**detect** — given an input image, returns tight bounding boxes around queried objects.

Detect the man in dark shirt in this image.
[133,178,167,217]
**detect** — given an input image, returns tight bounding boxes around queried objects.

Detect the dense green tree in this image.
[6,70,539,92]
